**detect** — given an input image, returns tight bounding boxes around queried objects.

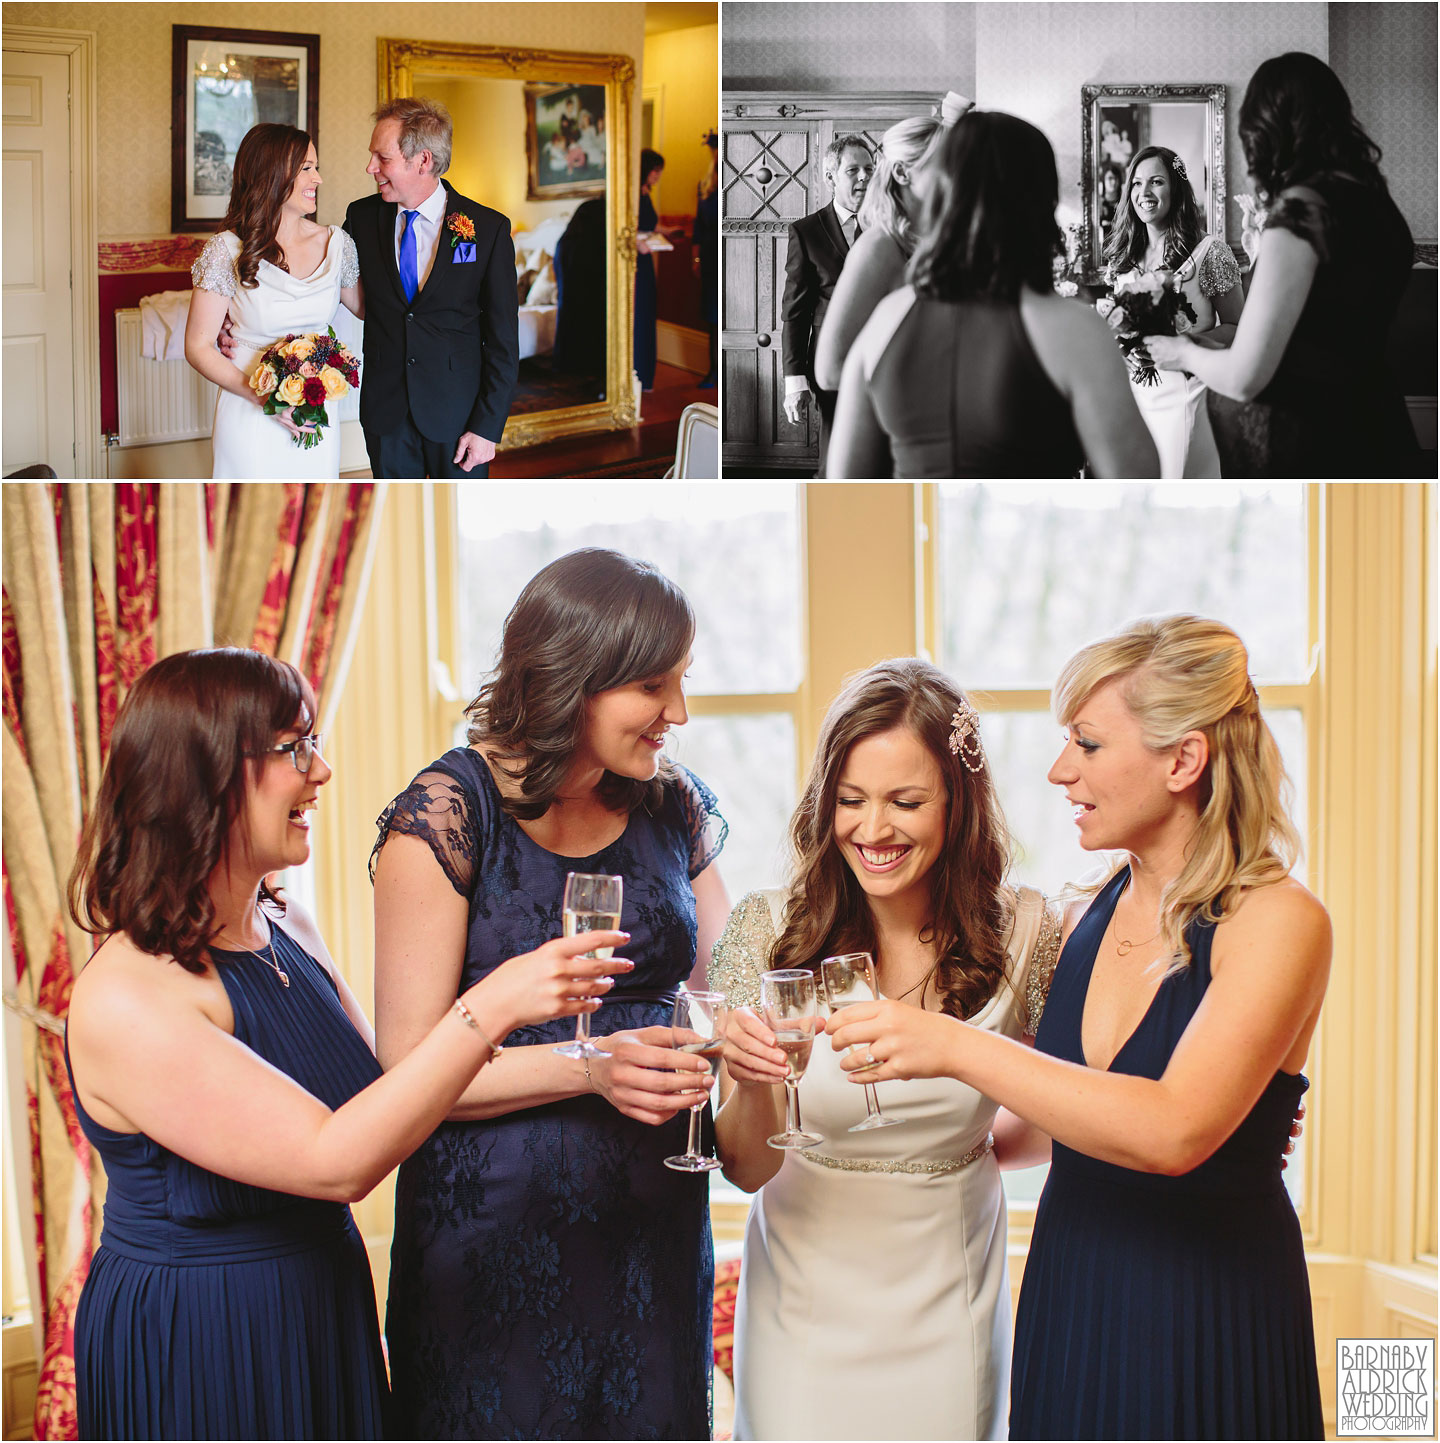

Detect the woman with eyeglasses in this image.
[64,648,621,1440]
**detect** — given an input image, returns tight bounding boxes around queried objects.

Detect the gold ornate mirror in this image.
[379,38,637,450]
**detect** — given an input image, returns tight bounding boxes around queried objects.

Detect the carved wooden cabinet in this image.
[721,93,936,475]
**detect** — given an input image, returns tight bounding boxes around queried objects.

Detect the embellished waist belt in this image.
[803,1132,994,1175]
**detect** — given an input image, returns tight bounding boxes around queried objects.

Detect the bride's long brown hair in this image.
[220,123,312,290]
[770,658,1015,1021]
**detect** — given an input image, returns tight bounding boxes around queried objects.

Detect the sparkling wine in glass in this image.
[820,952,901,1131]
[761,969,822,1149]
[553,872,622,1059]
[664,989,727,1172]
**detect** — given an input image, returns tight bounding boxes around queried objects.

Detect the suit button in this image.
[408,357,415,366]
[406,312,414,320]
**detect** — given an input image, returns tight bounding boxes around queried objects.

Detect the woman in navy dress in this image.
[634,148,669,390]
[1147,52,1417,477]
[65,648,621,1441]
[373,548,730,1440]
[829,615,1330,1439]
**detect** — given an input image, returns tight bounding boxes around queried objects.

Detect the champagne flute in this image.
[761,969,822,1149]
[553,872,622,1059]
[820,952,901,1131]
[664,989,727,1172]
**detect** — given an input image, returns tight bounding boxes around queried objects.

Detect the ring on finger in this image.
[864,1049,879,1069]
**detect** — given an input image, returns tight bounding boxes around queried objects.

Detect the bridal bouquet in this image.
[1104,270,1196,386]
[249,327,361,449]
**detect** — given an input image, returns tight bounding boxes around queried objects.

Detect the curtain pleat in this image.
[1,480,382,1440]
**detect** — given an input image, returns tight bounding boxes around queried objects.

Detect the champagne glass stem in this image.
[575,1006,592,1047]
[785,1078,801,1135]
[685,1103,703,1160]
[863,1080,882,1118]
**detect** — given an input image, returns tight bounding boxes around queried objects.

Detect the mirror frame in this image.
[379,37,638,451]
[1079,82,1226,281]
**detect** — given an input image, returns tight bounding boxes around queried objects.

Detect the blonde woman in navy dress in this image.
[64,648,620,1440]
[831,615,1328,1439]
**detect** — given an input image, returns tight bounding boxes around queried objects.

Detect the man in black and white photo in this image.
[780,134,873,473]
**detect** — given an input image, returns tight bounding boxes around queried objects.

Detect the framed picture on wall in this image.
[526,82,607,201]
[171,24,320,233]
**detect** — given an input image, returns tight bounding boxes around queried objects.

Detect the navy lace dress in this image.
[1010,868,1323,1440]
[69,926,388,1439]
[373,748,726,1440]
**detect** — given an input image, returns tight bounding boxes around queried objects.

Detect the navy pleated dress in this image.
[70,926,388,1440]
[375,748,725,1440]
[1010,867,1324,1440]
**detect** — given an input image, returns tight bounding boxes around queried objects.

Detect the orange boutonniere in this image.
[448,214,476,249]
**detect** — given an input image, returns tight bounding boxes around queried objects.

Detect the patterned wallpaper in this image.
[974,2,1330,241]
[721,1,977,97]
[4,2,647,239]
[1331,2,1436,239]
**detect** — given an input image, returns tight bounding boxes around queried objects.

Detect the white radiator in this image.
[114,306,365,448]
[114,309,214,446]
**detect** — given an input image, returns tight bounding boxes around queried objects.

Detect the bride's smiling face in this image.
[285,145,321,218]
[1129,157,1171,226]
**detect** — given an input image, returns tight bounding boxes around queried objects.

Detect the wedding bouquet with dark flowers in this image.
[1101,270,1197,386]
[248,326,361,449]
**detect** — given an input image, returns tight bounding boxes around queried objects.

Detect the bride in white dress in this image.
[1103,146,1243,478]
[185,124,364,478]
[712,659,1060,1441]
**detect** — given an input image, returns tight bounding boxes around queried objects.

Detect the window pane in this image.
[670,713,797,904]
[456,483,802,694]
[936,484,1309,688]
[985,705,1307,897]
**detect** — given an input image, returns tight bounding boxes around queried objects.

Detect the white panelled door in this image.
[3,49,74,477]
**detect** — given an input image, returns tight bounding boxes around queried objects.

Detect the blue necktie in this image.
[399,209,420,303]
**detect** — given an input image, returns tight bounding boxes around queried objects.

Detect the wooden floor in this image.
[342,363,713,480]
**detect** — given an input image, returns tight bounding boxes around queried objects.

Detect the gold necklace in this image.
[215,922,290,987]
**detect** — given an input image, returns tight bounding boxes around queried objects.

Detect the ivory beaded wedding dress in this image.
[191,227,359,479]
[710,886,1060,1441]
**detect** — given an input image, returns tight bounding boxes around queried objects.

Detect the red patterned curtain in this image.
[1,481,384,1440]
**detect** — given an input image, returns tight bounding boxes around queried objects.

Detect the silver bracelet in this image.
[452,997,503,1058]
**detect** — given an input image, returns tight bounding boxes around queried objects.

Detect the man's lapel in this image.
[415,180,456,308]
[819,203,848,265]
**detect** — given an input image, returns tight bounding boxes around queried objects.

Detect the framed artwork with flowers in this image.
[525,82,607,200]
[171,24,320,232]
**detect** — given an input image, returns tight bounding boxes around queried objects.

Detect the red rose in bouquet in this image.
[247,325,362,449]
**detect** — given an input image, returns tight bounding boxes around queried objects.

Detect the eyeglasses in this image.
[267,733,326,773]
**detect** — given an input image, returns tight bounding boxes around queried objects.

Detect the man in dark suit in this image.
[781,134,874,474]
[346,98,519,477]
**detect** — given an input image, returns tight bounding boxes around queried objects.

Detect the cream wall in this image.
[1330,1,1438,240]
[422,75,576,233]
[2,1,646,238]
[722,1,978,99]
[973,2,1328,239]
[722,3,1438,246]
[642,23,718,218]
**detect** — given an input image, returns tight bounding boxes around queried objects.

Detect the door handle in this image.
[757,333,772,346]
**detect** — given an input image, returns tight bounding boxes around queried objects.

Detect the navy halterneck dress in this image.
[1010,868,1323,1440]
[69,925,387,1440]
[374,748,726,1440]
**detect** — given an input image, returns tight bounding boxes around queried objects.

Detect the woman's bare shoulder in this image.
[70,933,221,1039]
[853,284,919,378]
[1224,875,1331,938]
